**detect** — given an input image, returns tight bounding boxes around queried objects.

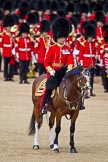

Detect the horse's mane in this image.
[65,66,82,79]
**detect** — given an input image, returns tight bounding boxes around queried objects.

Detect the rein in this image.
[62,79,82,111]
[61,71,87,111]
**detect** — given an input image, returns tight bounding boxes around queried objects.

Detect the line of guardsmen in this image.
[0,0,108,94]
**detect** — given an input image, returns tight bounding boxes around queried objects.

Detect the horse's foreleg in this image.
[52,113,62,153]
[70,111,79,153]
[70,122,77,153]
[33,121,40,149]
[48,112,56,149]
[33,106,41,149]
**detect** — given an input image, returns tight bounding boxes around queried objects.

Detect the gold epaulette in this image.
[80,40,85,47]
[97,39,102,44]
[0,32,3,36]
[100,44,105,49]
[15,37,19,42]
[95,42,98,47]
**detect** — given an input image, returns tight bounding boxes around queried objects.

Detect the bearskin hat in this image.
[69,17,77,29]
[73,13,81,25]
[29,0,37,11]
[0,9,4,20]
[81,20,90,35]
[66,3,74,13]
[95,11,105,24]
[79,3,89,14]
[102,24,108,40]
[50,1,59,12]
[104,3,108,14]
[94,3,103,12]
[19,22,30,34]
[44,0,51,11]
[18,9,27,20]
[19,0,29,11]
[12,14,19,25]
[34,12,39,24]
[89,1,97,13]
[3,14,15,27]
[26,12,37,25]
[2,0,13,12]
[59,1,66,10]
[49,13,59,25]
[36,0,44,11]
[52,17,70,42]
[84,24,96,39]
[40,19,50,33]
[58,10,66,18]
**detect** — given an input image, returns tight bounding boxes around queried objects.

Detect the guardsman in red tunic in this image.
[95,11,105,42]
[1,14,14,81]
[15,23,33,84]
[98,24,108,92]
[78,23,97,96]
[34,19,51,75]
[40,18,74,115]
[65,2,74,20]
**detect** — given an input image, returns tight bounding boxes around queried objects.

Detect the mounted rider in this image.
[40,17,74,115]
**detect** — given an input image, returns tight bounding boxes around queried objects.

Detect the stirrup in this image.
[41,107,47,115]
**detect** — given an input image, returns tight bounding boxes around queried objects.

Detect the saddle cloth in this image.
[35,78,55,97]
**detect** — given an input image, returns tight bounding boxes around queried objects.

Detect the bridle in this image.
[62,69,90,111]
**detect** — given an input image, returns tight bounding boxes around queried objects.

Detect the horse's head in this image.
[65,65,90,91]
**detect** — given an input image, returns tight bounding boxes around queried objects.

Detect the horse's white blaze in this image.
[33,121,39,146]
[84,75,91,89]
[49,127,55,145]
[52,144,59,150]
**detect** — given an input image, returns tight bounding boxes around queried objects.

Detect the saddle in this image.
[35,78,56,97]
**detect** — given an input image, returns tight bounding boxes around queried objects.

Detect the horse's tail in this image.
[28,111,43,136]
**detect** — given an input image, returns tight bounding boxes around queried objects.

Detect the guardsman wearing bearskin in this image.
[78,23,97,96]
[33,19,51,75]
[98,24,108,92]
[2,14,14,81]
[40,17,74,115]
[15,23,34,84]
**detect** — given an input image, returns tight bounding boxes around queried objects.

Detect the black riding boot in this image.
[41,89,52,115]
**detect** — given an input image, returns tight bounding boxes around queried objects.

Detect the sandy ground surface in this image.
[0,71,108,162]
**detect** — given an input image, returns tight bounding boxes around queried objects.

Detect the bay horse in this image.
[28,66,90,153]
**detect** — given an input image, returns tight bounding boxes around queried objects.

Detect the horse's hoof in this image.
[70,147,78,153]
[53,148,60,153]
[50,144,54,149]
[33,145,40,150]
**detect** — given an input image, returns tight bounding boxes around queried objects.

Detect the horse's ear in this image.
[77,64,83,71]
[87,64,93,71]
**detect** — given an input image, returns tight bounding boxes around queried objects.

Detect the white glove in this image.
[49,70,56,76]
[73,48,80,57]
[12,48,16,55]
[66,68,72,73]
[15,53,19,62]
[80,60,83,66]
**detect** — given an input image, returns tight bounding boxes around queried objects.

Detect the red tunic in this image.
[15,36,33,61]
[44,43,74,72]
[1,31,14,58]
[98,40,108,68]
[78,39,97,67]
[34,35,51,63]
